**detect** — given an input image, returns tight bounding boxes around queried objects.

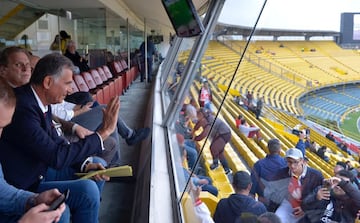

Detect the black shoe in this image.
[210,163,219,170]
[225,169,232,175]
[126,127,150,146]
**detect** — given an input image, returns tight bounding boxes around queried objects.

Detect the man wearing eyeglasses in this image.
[273,148,324,223]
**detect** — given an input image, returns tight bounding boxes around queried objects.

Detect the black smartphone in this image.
[47,189,70,211]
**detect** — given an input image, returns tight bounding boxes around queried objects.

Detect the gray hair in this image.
[30,53,74,85]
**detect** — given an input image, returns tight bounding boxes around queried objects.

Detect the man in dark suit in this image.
[0,53,119,222]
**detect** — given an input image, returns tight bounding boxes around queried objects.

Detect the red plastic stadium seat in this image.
[120,59,128,70]
[102,65,114,79]
[97,67,108,82]
[70,80,79,94]
[73,74,99,102]
[73,75,89,92]
[81,72,104,104]
[111,61,123,76]
[89,69,104,86]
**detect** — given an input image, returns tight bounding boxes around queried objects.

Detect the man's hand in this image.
[73,102,92,117]
[36,189,63,206]
[97,96,120,140]
[19,203,66,223]
[293,206,304,218]
[84,162,110,181]
[316,187,331,200]
[74,125,93,139]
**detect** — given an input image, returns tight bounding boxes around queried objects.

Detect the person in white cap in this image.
[273,148,324,223]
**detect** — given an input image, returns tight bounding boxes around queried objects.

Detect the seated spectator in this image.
[64,40,89,72]
[239,118,262,141]
[235,114,243,128]
[185,98,198,124]
[192,186,214,223]
[291,124,302,136]
[295,130,307,157]
[325,131,335,142]
[255,97,264,120]
[305,127,311,138]
[177,133,198,170]
[179,145,218,197]
[0,77,67,222]
[316,146,329,162]
[308,141,318,153]
[338,142,350,155]
[213,171,266,222]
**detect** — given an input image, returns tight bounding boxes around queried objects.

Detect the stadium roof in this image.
[214,23,340,39]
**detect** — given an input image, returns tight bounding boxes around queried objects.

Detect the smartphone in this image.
[47,189,70,211]
[322,181,331,190]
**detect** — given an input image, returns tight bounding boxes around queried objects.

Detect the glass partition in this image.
[162,1,268,221]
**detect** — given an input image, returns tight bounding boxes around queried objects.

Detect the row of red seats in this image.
[70,60,138,104]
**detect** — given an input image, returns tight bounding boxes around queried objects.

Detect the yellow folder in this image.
[75,165,133,179]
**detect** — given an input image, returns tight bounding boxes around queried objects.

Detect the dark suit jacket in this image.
[0,84,102,190]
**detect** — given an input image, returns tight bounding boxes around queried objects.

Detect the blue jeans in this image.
[37,179,100,223]
[40,156,106,223]
[184,140,198,169]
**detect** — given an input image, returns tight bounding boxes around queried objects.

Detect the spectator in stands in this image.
[338,142,350,155]
[213,171,266,222]
[185,98,198,124]
[316,146,329,162]
[49,34,60,51]
[193,108,232,174]
[273,148,324,223]
[302,170,360,223]
[192,186,215,223]
[198,80,213,112]
[179,145,218,197]
[291,124,302,136]
[59,30,71,55]
[246,91,253,105]
[64,40,90,72]
[257,212,282,223]
[177,133,198,170]
[0,53,119,222]
[235,114,243,128]
[295,130,308,157]
[250,138,287,212]
[238,118,262,141]
[139,36,155,83]
[255,97,264,120]
[305,127,310,138]
[325,131,335,142]
[308,141,318,153]
[334,162,346,175]
[0,77,68,223]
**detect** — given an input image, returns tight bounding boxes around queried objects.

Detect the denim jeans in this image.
[184,139,198,169]
[38,156,107,223]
